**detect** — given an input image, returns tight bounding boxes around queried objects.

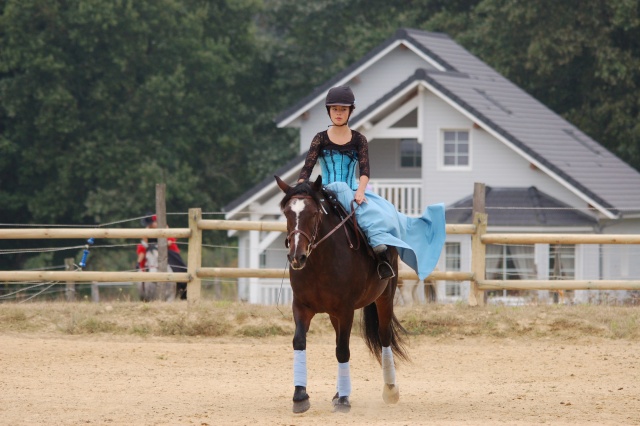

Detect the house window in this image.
[400,138,421,168]
[549,244,575,303]
[549,244,575,279]
[442,130,469,167]
[486,244,535,298]
[445,242,461,297]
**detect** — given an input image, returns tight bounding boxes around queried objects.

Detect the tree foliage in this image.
[0,0,268,227]
[1,0,639,270]
[262,0,640,168]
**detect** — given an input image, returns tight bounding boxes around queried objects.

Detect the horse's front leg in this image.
[292,301,314,414]
[330,311,354,413]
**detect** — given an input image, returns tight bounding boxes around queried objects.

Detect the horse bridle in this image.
[285,195,360,256]
[284,196,322,251]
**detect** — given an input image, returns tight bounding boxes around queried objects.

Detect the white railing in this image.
[368,179,422,217]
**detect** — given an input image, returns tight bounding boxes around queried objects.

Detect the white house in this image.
[224,28,640,305]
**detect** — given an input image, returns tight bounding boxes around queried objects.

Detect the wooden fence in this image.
[2,207,640,306]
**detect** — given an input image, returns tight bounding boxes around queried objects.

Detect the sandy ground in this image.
[1,333,639,426]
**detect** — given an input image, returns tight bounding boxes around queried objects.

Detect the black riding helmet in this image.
[325,86,355,124]
[325,86,355,107]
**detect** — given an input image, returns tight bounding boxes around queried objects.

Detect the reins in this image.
[309,199,360,251]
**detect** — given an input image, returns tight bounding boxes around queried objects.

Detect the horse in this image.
[136,242,177,302]
[395,261,438,305]
[275,175,409,414]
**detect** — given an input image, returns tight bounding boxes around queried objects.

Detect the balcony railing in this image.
[368,179,422,217]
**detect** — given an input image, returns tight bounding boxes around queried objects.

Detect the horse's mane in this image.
[280,180,333,210]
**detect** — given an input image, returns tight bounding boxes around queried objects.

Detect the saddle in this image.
[321,188,376,259]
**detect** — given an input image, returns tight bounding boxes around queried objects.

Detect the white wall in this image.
[369,138,422,179]
[421,91,589,209]
[237,234,250,302]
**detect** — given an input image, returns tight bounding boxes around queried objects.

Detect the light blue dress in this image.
[300,130,446,280]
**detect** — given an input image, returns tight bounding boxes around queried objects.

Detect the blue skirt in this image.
[326,182,446,281]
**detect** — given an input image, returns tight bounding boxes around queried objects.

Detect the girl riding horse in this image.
[281,86,446,412]
[297,85,446,282]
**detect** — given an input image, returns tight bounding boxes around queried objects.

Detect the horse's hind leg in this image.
[292,302,314,414]
[381,346,399,403]
[376,286,400,404]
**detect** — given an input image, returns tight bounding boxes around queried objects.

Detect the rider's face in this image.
[329,105,350,125]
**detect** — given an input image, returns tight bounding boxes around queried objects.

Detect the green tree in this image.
[0,0,269,268]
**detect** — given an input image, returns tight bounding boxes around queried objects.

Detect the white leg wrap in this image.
[337,362,351,397]
[382,346,396,385]
[293,350,307,387]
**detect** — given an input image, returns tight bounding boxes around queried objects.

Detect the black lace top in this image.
[298,130,370,190]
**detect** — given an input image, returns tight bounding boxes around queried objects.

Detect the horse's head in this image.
[275,175,324,270]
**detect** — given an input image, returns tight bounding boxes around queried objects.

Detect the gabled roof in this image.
[228,27,640,219]
[349,67,636,217]
[446,186,598,227]
[274,28,454,128]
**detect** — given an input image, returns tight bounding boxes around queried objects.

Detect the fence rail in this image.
[478,280,640,291]
[482,234,640,245]
[196,267,472,282]
[3,191,640,305]
[0,228,190,239]
[0,271,189,283]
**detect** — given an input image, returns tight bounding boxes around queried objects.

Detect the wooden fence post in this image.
[156,183,168,273]
[65,258,75,302]
[469,183,487,306]
[187,208,202,303]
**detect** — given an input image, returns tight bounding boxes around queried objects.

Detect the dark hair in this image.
[140,213,156,227]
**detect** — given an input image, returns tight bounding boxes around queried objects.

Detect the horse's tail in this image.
[361,302,410,365]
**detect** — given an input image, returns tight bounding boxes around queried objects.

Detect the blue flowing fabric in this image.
[326,181,446,281]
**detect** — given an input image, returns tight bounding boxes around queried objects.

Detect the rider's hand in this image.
[354,188,367,205]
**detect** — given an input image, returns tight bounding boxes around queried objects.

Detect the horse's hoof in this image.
[293,386,310,413]
[382,383,400,404]
[332,393,351,413]
[293,398,310,413]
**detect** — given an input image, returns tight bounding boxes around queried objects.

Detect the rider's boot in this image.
[373,244,395,280]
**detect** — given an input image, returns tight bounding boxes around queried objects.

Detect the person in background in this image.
[137,213,188,299]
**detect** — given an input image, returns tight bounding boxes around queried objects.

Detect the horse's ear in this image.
[274,175,291,193]
[312,175,322,192]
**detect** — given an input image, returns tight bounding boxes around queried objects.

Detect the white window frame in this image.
[444,242,462,297]
[486,244,536,281]
[439,128,471,170]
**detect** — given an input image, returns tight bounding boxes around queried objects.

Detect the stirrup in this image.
[377,261,395,280]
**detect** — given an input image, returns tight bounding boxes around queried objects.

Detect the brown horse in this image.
[275,175,408,414]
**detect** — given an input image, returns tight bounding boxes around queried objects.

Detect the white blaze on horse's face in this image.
[290,198,306,250]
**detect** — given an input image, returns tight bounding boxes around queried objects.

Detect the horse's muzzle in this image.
[288,253,308,270]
